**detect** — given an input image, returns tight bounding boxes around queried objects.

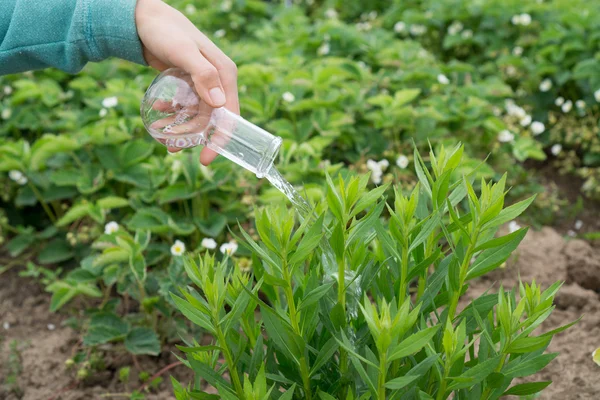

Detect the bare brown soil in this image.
[1,226,599,399]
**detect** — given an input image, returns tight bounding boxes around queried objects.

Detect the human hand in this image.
[135,0,238,164]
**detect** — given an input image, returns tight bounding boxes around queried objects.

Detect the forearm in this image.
[0,0,146,75]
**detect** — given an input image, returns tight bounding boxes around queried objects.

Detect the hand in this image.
[135,0,239,165]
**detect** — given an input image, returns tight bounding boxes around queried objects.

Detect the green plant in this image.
[172,145,576,399]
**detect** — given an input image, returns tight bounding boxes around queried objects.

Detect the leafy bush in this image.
[171,145,575,399]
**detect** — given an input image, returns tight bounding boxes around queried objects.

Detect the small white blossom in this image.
[1,108,11,120]
[185,4,196,14]
[511,15,520,25]
[576,100,586,109]
[99,108,108,118]
[508,221,521,233]
[3,322,9,330]
[555,96,565,106]
[506,65,517,76]
[201,238,217,250]
[357,61,368,69]
[498,130,515,143]
[47,324,56,331]
[214,29,226,38]
[3,85,12,95]
[102,96,118,108]
[104,221,119,235]
[367,11,378,20]
[220,0,232,12]
[394,21,407,33]
[282,92,295,103]
[8,170,27,185]
[378,159,389,170]
[551,144,562,156]
[493,107,502,116]
[461,29,473,39]
[595,89,600,102]
[574,220,583,230]
[171,240,186,256]
[366,159,389,184]
[325,8,338,19]
[512,46,524,56]
[409,24,427,36]
[447,21,463,35]
[220,241,238,256]
[396,155,409,169]
[561,100,573,113]
[520,13,532,26]
[531,121,545,135]
[520,115,532,127]
[567,230,577,238]
[437,74,450,85]
[505,101,526,118]
[317,42,330,56]
[539,79,552,92]
[356,22,372,31]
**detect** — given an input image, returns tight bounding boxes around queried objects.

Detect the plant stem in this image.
[447,231,479,322]
[28,182,56,223]
[215,326,244,398]
[337,234,349,398]
[398,240,409,309]
[377,352,387,400]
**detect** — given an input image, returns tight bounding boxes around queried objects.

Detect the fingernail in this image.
[209,87,226,106]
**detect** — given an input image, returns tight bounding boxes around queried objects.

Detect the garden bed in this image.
[1,225,600,399]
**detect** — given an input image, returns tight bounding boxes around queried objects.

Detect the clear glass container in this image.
[141,68,282,178]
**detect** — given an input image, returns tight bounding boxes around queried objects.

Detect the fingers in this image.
[165,38,227,109]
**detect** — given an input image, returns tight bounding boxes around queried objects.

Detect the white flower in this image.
[3,85,12,95]
[409,24,427,36]
[104,221,119,235]
[498,130,515,143]
[512,46,524,56]
[102,96,118,108]
[561,100,573,113]
[282,92,295,103]
[437,74,450,85]
[1,108,11,120]
[511,15,521,25]
[394,21,407,33]
[576,100,586,109]
[574,220,583,230]
[506,65,517,76]
[508,221,521,233]
[520,114,532,127]
[520,13,532,26]
[220,241,238,256]
[3,322,9,330]
[531,121,545,135]
[554,96,564,106]
[99,108,108,118]
[461,29,473,39]
[378,159,389,170]
[567,230,576,238]
[368,11,378,20]
[595,89,600,102]
[220,0,232,12]
[325,8,338,19]
[171,240,186,256]
[47,323,56,331]
[185,4,196,14]
[396,155,409,169]
[356,22,372,31]
[505,102,526,118]
[447,21,463,35]
[317,42,330,56]
[357,61,368,69]
[201,238,217,250]
[214,29,226,38]
[539,79,552,92]
[551,144,562,156]
[8,170,27,185]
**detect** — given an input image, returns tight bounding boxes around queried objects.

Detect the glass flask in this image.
[141,68,282,178]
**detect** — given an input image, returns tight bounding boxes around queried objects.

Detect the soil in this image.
[2,226,600,399]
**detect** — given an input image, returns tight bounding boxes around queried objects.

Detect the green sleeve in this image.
[0,0,147,75]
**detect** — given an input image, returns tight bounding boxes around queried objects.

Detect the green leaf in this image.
[409,213,440,252]
[56,203,94,226]
[158,183,199,204]
[6,232,36,257]
[298,281,335,312]
[394,88,421,107]
[466,228,527,280]
[507,336,551,354]
[502,381,552,396]
[261,306,302,366]
[385,375,420,390]
[195,214,228,237]
[279,385,296,400]
[482,196,536,231]
[37,239,74,264]
[503,353,558,378]
[124,327,160,355]
[389,325,441,361]
[47,282,77,312]
[448,356,501,390]
[97,196,130,210]
[318,390,337,400]
[310,337,339,377]
[83,312,129,346]
[171,294,216,335]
